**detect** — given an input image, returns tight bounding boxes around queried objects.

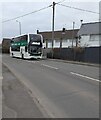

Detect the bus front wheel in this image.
[12,53,14,58]
[22,54,24,59]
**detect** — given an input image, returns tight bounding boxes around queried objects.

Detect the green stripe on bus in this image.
[11,41,27,46]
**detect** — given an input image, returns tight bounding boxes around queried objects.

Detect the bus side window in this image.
[25,46,27,52]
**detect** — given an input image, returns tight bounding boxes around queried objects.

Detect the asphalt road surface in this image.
[2,64,45,118]
[2,54,99,118]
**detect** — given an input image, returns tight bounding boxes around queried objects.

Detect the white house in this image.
[77,22,101,47]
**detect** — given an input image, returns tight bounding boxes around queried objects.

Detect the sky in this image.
[0,0,100,43]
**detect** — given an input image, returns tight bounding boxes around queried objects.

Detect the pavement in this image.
[2,64,45,118]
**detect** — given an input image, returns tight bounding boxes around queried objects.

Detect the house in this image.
[77,22,101,47]
[38,28,79,48]
[2,38,11,53]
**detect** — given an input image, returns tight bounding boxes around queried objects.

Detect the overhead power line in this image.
[57,3,99,14]
[2,4,52,23]
[56,0,66,4]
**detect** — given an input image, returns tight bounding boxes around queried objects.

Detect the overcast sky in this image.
[0,0,100,43]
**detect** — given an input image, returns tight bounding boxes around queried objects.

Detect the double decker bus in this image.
[10,34,43,59]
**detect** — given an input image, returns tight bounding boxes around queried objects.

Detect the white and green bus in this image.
[10,34,43,59]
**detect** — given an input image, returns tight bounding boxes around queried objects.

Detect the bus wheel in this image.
[12,53,14,58]
[22,54,24,59]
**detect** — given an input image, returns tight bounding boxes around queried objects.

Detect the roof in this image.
[2,38,11,43]
[39,29,79,40]
[78,22,101,36]
[2,38,11,47]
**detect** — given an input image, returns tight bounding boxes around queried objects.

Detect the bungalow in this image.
[38,28,79,48]
[77,22,101,47]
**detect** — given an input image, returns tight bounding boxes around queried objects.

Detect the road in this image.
[2,64,45,118]
[2,55,99,118]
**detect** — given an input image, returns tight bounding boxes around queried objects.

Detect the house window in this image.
[62,40,68,43]
[90,34,101,41]
[55,40,59,43]
[68,39,72,42]
[47,40,52,48]
[54,40,60,48]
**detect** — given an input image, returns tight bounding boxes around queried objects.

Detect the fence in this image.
[47,47,100,64]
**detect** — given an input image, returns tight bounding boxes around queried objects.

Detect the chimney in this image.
[37,30,39,34]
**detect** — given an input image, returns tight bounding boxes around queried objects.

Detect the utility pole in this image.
[72,21,75,48]
[52,2,55,58]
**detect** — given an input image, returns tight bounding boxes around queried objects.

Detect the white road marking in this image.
[41,64,59,70]
[26,61,36,63]
[70,72,100,82]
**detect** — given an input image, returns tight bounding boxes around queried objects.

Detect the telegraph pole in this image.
[52,2,55,58]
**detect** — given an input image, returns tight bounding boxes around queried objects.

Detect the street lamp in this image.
[72,21,75,48]
[16,20,21,35]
